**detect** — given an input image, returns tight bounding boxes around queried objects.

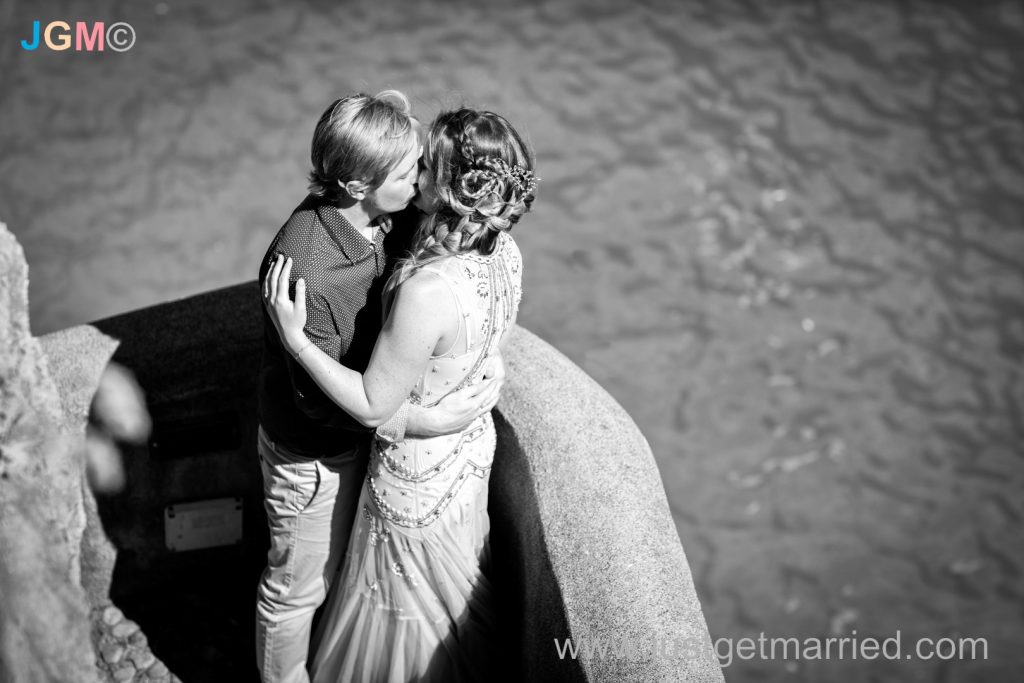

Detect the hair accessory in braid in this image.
[466,157,539,197]
[500,159,539,195]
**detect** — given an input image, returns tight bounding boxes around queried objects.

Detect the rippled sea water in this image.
[2,0,1022,680]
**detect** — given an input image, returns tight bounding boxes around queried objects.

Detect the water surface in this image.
[2,0,1022,680]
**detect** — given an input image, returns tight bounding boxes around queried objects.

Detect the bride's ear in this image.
[339,179,369,200]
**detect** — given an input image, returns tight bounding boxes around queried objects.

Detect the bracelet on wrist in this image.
[293,340,314,359]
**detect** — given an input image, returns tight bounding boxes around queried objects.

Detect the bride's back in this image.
[408,231,522,409]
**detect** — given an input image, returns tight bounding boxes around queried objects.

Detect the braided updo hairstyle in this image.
[391,108,536,288]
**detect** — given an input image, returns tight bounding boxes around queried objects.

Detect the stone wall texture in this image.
[492,327,724,682]
[1,223,175,683]
[0,222,104,682]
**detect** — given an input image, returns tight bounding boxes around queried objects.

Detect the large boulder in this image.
[0,222,172,683]
[0,221,103,682]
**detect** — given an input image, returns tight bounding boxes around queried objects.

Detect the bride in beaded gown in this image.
[265,107,536,682]
[311,230,521,682]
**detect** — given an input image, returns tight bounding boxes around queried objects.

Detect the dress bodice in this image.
[368,232,522,528]
[412,232,522,406]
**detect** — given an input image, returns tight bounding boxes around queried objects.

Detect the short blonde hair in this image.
[308,90,418,201]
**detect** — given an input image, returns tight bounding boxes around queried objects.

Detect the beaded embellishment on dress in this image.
[368,233,520,528]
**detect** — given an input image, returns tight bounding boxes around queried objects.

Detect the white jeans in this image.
[255,425,367,683]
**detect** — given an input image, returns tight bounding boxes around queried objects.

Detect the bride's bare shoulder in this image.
[391,268,452,309]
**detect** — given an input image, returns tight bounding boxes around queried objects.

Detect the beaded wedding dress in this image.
[309,232,522,682]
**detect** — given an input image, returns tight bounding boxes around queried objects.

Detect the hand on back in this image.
[411,352,506,437]
[264,254,308,354]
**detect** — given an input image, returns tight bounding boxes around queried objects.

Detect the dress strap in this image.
[419,267,467,357]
